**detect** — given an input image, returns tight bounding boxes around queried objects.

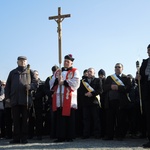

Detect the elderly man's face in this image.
[64,59,73,68]
[17,59,27,67]
[87,68,95,78]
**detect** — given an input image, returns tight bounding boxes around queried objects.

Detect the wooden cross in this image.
[48,7,71,107]
[48,7,71,67]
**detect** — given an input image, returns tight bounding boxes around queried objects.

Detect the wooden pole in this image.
[58,7,62,67]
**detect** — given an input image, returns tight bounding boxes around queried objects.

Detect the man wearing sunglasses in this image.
[103,63,131,141]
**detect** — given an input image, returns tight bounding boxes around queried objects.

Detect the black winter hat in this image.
[98,69,106,76]
[51,65,59,72]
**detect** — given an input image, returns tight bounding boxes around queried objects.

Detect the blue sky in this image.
[0,0,150,81]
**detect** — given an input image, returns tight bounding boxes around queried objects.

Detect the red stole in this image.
[62,86,72,116]
[52,68,77,116]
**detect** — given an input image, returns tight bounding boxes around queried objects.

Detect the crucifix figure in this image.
[48,7,71,68]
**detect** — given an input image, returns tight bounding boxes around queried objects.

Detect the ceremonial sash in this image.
[52,68,77,116]
[110,74,131,101]
[82,79,101,107]
[110,74,124,86]
[82,79,95,92]
[62,68,76,116]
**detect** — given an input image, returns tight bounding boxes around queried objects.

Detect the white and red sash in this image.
[52,68,77,116]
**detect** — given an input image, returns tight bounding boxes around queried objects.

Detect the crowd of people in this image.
[0,44,150,148]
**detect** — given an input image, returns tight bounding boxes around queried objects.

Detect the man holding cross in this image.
[49,8,79,142]
[50,54,80,142]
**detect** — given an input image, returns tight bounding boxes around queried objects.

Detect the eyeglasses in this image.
[115,66,121,68]
[1,84,5,86]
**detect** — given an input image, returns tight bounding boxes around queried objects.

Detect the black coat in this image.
[34,79,45,100]
[78,76,103,107]
[5,66,37,106]
[140,58,149,84]
[140,58,150,102]
[104,74,131,109]
[33,79,45,109]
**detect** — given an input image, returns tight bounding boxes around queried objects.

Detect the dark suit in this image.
[140,58,150,140]
[44,76,55,138]
[78,76,103,138]
[104,74,131,139]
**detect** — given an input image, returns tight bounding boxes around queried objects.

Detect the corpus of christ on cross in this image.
[48,7,71,68]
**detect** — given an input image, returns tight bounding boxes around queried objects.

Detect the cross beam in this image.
[48,7,71,67]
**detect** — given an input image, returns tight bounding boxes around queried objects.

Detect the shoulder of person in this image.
[143,58,149,61]
[121,74,127,78]
[39,80,44,84]
[142,58,149,63]
[72,68,80,76]
[72,67,77,71]
[94,77,101,81]
[44,76,51,82]
[10,68,18,74]
[106,75,112,79]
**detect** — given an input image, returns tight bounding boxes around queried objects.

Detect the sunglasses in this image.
[115,66,121,68]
